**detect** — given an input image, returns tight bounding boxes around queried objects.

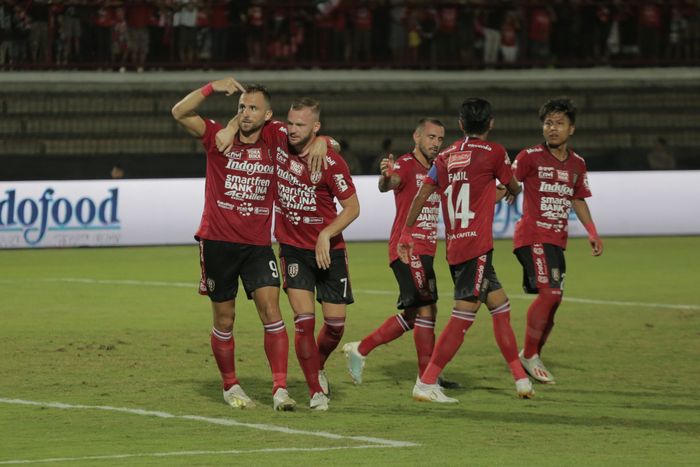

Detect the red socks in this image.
[421,309,476,384]
[211,327,238,390]
[413,316,435,377]
[524,288,562,358]
[263,320,289,394]
[294,313,323,395]
[358,313,412,356]
[489,301,527,380]
[317,317,345,369]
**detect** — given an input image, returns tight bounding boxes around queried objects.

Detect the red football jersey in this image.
[388,152,440,263]
[195,119,276,245]
[425,136,513,265]
[513,144,592,250]
[274,148,356,250]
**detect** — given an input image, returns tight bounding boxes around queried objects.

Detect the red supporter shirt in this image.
[425,136,513,265]
[513,144,592,250]
[195,119,276,246]
[274,148,356,251]
[388,153,439,263]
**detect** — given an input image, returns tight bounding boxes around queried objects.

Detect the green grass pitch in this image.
[1,237,699,466]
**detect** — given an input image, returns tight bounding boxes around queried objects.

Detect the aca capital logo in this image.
[0,188,121,246]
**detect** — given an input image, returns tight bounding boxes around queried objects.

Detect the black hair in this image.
[539,97,577,125]
[459,98,492,134]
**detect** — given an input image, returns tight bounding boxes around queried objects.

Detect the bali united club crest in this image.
[310,171,322,184]
[288,263,299,278]
[207,278,215,292]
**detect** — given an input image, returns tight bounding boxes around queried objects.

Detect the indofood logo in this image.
[0,188,120,246]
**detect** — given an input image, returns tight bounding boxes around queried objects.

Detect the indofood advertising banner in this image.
[0,172,697,249]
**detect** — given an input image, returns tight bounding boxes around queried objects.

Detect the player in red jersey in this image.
[171,78,298,411]
[399,98,534,402]
[512,97,603,384]
[276,97,360,411]
[342,119,460,388]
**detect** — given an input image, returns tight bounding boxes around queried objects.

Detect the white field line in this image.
[33,277,700,311]
[0,446,389,465]
[0,398,415,448]
[0,398,417,465]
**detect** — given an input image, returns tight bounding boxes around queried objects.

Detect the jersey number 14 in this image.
[445,183,475,229]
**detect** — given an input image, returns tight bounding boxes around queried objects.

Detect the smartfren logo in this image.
[0,188,120,246]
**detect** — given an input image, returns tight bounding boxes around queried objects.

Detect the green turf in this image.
[1,237,699,466]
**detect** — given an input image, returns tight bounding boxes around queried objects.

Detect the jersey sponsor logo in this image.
[276,147,289,164]
[447,151,471,171]
[285,210,302,225]
[237,202,254,216]
[325,155,336,166]
[475,255,486,289]
[538,166,555,179]
[303,216,323,224]
[290,160,305,176]
[287,263,299,278]
[526,146,544,154]
[556,170,569,182]
[226,150,243,160]
[254,207,270,215]
[467,142,492,151]
[535,257,548,284]
[539,181,574,197]
[415,173,425,187]
[333,173,349,192]
[216,200,235,210]
[413,270,425,289]
[225,159,275,175]
[207,278,215,292]
[247,148,262,161]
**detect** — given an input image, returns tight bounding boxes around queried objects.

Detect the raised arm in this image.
[378,154,401,192]
[172,77,245,138]
[572,198,603,256]
[315,194,360,270]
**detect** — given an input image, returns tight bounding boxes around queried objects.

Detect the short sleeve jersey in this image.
[195,119,276,245]
[274,148,356,250]
[425,136,513,265]
[513,143,592,250]
[388,153,440,263]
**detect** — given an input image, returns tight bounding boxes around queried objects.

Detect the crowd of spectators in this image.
[1,0,699,71]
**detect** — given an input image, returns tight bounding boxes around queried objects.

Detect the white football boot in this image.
[223,384,256,409]
[318,369,331,396]
[515,378,535,399]
[309,391,330,411]
[342,341,366,385]
[519,350,556,384]
[412,380,458,403]
[272,388,296,411]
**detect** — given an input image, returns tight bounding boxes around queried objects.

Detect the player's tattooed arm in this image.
[397,182,436,263]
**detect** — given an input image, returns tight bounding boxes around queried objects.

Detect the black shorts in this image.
[390,255,438,310]
[514,243,566,294]
[449,250,502,302]
[198,239,280,302]
[279,243,354,305]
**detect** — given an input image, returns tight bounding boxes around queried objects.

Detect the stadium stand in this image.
[0,68,698,180]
